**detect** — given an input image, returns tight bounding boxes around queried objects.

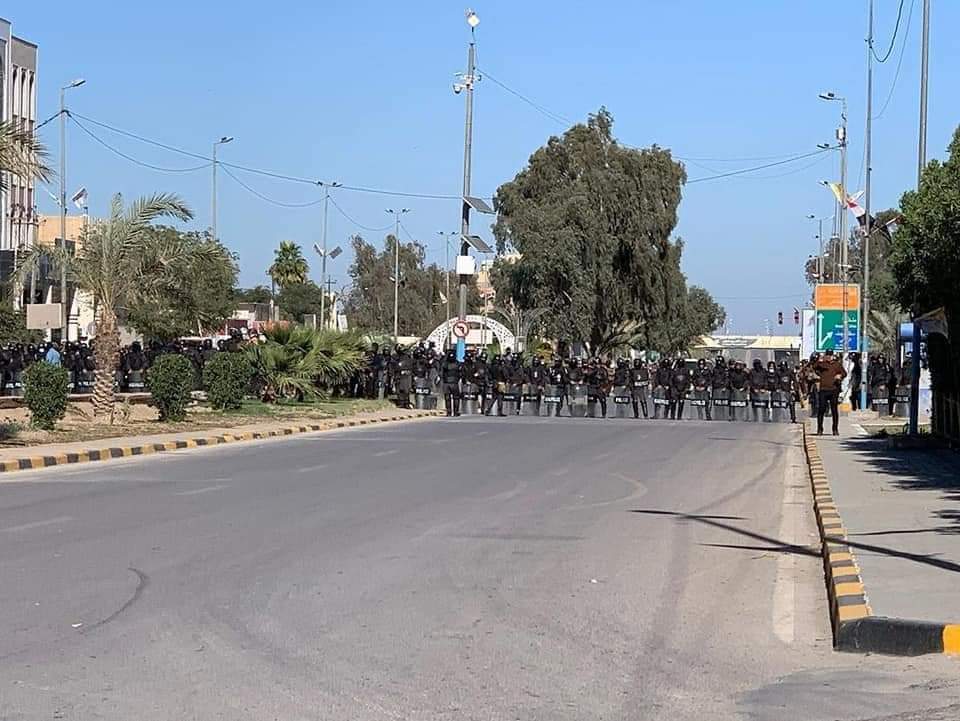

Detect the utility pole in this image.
[910,0,931,436]
[386,208,410,341]
[438,231,456,348]
[456,11,480,362]
[59,79,85,340]
[839,100,848,358]
[318,182,341,329]
[861,0,875,412]
[211,136,233,244]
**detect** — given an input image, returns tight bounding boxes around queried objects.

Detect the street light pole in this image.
[820,91,848,354]
[319,182,341,330]
[211,135,233,243]
[59,78,85,340]
[438,231,456,347]
[386,208,410,341]
[861,0,875,412]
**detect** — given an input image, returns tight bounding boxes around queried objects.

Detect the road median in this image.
[0,409,442,476]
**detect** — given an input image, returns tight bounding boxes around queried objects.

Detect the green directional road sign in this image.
[816,309,859,352]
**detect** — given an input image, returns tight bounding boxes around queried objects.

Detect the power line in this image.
[874,0,916,119]
[477,66,573,126]
[685,147,836,184]
[219,165,324,208]
[70,115,211,173]
[872,0,907,63]
[328,196,394,232]
[35,110,64,131]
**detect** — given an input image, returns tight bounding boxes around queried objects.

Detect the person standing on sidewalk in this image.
[815,349,847,435]
[849,353,862,411]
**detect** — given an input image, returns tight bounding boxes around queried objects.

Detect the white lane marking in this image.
[175,484,228,496]
[373,449,398,457]
[296,463,328,473]
[1,516,73,533]
[773,472,801,644]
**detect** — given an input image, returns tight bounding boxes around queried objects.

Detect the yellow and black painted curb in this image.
[0,410,443,475]
[803,425,960,656]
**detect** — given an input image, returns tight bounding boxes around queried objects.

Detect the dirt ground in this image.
[0,397,395,447]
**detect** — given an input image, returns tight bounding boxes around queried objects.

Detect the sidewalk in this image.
[812,417,960,625]
[0,407,440,474]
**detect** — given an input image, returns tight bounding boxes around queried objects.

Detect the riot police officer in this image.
[749,358,768,422]
[691,358,713,420]
[629,358,650,419]
[778,360,798,423]
[653,358,673,419]
[439,348,462,416]
[392,346,414,408]
[728,360,750,421]
[671,359,691,420]
[711,356,729,420]
[587,357,611,418]
[483,354,506,416]
[548,357,568,416]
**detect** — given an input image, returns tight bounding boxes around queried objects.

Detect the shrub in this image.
[203,352,253,410]
[23,361,70,430]
[147,353,195,421]
[0,420,23,442]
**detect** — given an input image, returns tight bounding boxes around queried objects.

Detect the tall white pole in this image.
[839,100,849,355]
[393,214,400,341]
[861,0,874,411]
[211,142,218,242]
[59,89,68,339]
[320,185,329,330]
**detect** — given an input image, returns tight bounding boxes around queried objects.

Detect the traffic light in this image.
[794,309,800,325]
[777,311,783,325]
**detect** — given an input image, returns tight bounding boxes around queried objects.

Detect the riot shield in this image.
[414,377,434,410]
[689,389,709,420]
[461,382,480,415]
[521,384,541,416]
[712,388,729,421]
[612,385,632,419]
[542,384,563,417]
[8,371,24,398]
[652,386,670,420]
[770,390,790,423]
[502,384,523,415]
[126,369,145,393]
[871,390,891,416]
[893,385,911,418]
[729,389,749,421]
[751,390,772,422]
[568,383,588,418]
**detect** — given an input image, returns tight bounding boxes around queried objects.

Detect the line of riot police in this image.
[354,344,801,422]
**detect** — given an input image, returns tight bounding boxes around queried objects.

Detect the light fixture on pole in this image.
[318,181,342,329]
[59,77,85,340]
[386,208,410,341]
[807,212,831,283]
[819,90,849,355]
[211,135,233,244]
[312,241,342,330]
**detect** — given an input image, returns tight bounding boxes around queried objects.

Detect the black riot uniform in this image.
[711,357,729,419]
[629,358,650,419]
[728,361,749,420]
[748,359,768,421]
[613,358,630,387]
[527,356,547,413]
[670,359,691,420]
[654,358,673,419]
[439,349,462,416]
[472,352,490,410]
[483,354,506,416]
[392,346,414,408]
[548,358,568,416]
[588,358,610,418]
[778,360,798,423]
[692,358,713,420]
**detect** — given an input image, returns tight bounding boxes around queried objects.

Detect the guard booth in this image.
[770,390,791,423]
[461,382,480,415]
[541,384,562,417]
[730,389,749,421]
[414,376,436,410]
[568,382,588,418]
[520,384,541,416]
[652,386,670,419]
[612,385,632,419]
[712,387,729,421]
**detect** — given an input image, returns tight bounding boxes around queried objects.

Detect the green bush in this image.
[202,352,253,410]
[23,361,70,430]
[147,353,195,421]
[0,420,23,442]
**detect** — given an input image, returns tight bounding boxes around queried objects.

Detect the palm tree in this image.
[0,121,52,187]
[868,307,904,360]
[268,241,309,289]
[16,193,195,419]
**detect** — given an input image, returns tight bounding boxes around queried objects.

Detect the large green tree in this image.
[234,285,273,304]
[277,280,325,322]
[343,234,479,337]
[268,241,309,288]
[890,126,960,395]
[124,226,238,340]
[491,108,721,354]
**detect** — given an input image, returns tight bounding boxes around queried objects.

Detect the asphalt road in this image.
[1,416,957,720]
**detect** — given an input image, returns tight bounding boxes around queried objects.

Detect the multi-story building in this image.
[0,18,39,289]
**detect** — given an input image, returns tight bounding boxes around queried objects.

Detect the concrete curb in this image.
[802,425,960,656]
[0,410,443,475]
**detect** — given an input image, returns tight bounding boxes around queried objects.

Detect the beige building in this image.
[37,213,91,340]
[0,18,38,284]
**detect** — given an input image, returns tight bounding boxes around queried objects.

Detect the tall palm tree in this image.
[0,121,52,187]
[268,241,309,289]
[868,307,904,360]
[16,193,194,419]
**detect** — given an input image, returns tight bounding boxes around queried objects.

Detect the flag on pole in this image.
[70,187,88,211]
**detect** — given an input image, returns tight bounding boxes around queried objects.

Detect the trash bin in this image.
[568,383,588,418]
[612,385,632,419]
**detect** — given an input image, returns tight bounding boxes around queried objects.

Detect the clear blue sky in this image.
[16,1,960,334]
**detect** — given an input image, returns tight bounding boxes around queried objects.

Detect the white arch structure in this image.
[426,315,516,351]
